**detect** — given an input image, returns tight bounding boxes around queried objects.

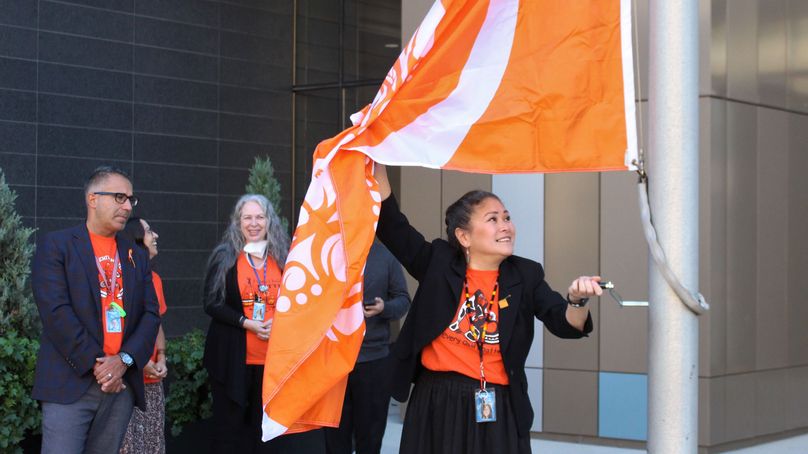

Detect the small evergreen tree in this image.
[0,168,38,337]
[0,168,40,452]
[245,156,289,233]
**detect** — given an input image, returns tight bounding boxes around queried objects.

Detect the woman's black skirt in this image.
[399,370,531,454]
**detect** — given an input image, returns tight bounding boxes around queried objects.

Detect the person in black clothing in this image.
[373,164,601,454]
[202,194,324,453]
[325,240,410,454]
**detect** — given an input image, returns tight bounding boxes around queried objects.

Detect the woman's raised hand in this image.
[374,162,391,201]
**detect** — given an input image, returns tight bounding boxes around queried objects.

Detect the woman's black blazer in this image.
[377,195,593,437]
[202,263,250,407]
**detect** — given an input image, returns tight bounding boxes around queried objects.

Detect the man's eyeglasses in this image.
[94,192,139,207]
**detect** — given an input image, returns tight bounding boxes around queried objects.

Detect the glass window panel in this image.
[295,0,340,85]
[343,0,401,82]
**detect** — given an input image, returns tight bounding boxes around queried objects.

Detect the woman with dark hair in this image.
[119,217,168,454]
[374,164,600,454]
[202,194,324,453]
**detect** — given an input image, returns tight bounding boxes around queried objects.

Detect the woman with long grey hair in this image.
[202,194,324,453]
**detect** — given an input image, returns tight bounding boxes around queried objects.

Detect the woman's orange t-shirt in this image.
[237,253,282,365]
[144,271,168,384]
[421,268,509,385]
[89,231,124,357]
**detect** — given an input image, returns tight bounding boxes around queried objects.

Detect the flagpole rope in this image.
[637,177,709,315]
[631,0,708,316]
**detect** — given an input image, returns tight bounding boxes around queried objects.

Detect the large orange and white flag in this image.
[262,0,637,440]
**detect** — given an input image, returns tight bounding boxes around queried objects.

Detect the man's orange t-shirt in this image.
[89,231,124,357]
[421,268,509,385]
[237,253,282,365]
[144,271,168,385]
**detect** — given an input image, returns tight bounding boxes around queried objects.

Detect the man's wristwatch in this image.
[119,351,134,368]
[566,294,589,308]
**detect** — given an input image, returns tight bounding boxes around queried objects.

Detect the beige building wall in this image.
[400,0,808,451]
[697,1,808,448]
[543,0,808,450]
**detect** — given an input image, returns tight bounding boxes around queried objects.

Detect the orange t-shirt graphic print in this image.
[89,231,124,356]
[421,268,509,385]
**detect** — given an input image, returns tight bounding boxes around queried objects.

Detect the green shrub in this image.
[0,331,40,453]
[0,168,39,338]
[245,156,289,233]
[0,168,40,452]
[165,329,212,436]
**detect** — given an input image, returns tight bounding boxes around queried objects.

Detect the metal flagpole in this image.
[646,0,700,451]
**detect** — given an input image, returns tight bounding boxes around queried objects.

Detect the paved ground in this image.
[379,401,808,453]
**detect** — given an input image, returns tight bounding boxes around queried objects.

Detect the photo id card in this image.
[474,388,497,423]
[106,306,122,333]
[252,302,266,321]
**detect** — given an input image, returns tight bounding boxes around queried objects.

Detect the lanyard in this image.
[464,278,498,390]
[246,254,269,293]
[95,250,120,303]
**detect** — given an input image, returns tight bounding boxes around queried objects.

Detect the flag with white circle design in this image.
[262,0,637,439]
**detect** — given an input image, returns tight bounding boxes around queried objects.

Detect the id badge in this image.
[252,302,266,321]
[474,388,497,423]
[105,306,122,333]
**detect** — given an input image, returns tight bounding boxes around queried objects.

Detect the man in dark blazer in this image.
[31,166,161,454]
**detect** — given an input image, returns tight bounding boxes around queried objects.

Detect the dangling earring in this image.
[465,248,470,264]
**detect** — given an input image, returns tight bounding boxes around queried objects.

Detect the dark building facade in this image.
[0,0,400,336]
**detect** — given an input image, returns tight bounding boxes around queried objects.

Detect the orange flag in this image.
[262,0,637,440]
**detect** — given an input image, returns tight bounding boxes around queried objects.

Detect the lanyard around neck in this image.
[247,253,268,292]
[463,278,498,389]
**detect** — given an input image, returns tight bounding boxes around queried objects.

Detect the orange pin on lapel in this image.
[128,248,135,267]
[498,295,510,309]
